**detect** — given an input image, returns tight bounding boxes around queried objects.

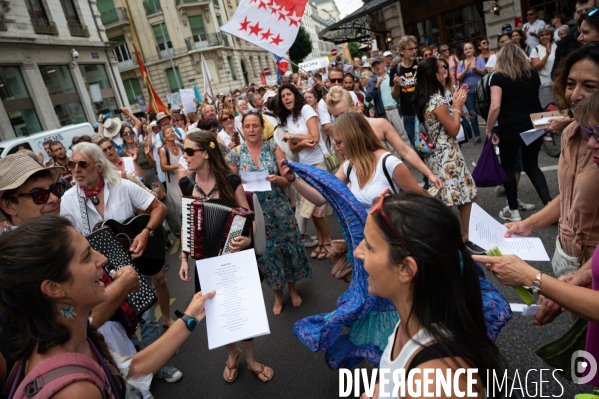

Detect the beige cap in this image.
[102,118,122,138]
[0,154,64,197]
[156,112,171,123]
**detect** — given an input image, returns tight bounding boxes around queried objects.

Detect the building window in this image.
[79,64,118,115]
[406,4,485,51]
[165,67,183,92]
[213,0,219,6]
[152,23,172,52]
[216,15,222,27]
[39,65,87,126]
[227,57,237,80]
[60,0,88,37]
[26,0,58,35]
[144,0,162,15]
[111,35,131,62]
[123,78,144,105]
[0,66,42,136]
[188,15,205,41]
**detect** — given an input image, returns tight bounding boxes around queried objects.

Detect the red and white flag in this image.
[220,0,308,57]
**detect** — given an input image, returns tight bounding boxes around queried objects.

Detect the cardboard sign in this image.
[265,75,278,85]
[298,57,329,72]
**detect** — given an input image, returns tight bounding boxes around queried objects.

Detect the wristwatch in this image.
[144,226,154,236]
[175,310,198,331]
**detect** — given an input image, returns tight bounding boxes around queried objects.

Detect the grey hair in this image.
[247,93,257,107]
[538,24,556,41]
[557,25,569,34]
[362,71,374,80]
[71,142,121,186]
[237,99,246,108]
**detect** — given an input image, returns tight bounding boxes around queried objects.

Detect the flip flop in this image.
[223,352,241,383]
[248,363,274,383]
[310,245,323,259]
[317,243,331,260]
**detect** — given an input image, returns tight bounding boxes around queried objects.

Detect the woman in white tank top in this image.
[355,193,503,398]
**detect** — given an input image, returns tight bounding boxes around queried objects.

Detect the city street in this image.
[150,134,593,398]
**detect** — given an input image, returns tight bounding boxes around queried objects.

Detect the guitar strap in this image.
[77,187,92,236]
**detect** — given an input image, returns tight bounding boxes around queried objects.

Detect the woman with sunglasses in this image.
[275,83,333,260]
[506,45,599,278]
[218,110,240,152]
[357,192,503,398]
[179,131,274,383]
[472,93,599,388]
[227,111,311,315]
[413,57,478,246]
[174,113,189,133]
[478,38,494,63]
[98,138,146,182]
[439,44,460,86]
[224,94,238,117]
[578,8,599,43]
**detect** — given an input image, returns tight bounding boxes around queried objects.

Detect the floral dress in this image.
[227,142,312,290]
[423,94,477,205]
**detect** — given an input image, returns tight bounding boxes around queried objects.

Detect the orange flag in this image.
[132,44,167,114]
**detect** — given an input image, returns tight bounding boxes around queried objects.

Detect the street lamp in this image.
[492,1,500,15]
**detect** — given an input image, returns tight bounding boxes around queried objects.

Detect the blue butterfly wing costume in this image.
[289,162,513,369]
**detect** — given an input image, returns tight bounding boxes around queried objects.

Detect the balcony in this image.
[117,58,138,70]
[101,8,129,28]
[175,0,210,5]
[157,47,174,59]
[67,20,90,37]
[185,33,229,51]
[30,16,58,35]
[144,1,162,15]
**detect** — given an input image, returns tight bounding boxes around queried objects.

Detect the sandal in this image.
[317,243,331,260]
[223,352,241,383]
[310,245,323,259]
[248,363,274,383]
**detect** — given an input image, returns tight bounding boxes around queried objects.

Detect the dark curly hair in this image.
[0,216,115,366]
[275,83,306,127]
[551,43,599,110]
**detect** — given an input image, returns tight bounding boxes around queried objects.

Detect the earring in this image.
[204,161,210,169]
[60,305,76,319]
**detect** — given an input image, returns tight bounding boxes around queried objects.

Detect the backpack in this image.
[3,339,124,399]
[474,71,494,120]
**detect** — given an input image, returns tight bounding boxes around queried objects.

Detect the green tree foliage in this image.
[348,42,366,59]
[289,26,313,72]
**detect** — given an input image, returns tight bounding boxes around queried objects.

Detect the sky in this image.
[337,0,363,19]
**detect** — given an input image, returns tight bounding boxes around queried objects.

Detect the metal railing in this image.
[175,0,209,5]
[30,15,58,35]
[117,58,138,70]
[184,32,229,51]
[100,8,129,27]
[67,20,90,37]
[144,1,162,15]
[157,47,174,59]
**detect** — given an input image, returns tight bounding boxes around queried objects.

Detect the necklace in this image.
[80,179,105,206]
[193,176,217,199]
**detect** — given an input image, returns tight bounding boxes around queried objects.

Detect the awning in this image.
[318,0,396,44]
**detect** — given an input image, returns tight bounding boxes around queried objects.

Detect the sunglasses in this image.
[122,130,135,136]
[13,182,66,205]
[370,188,413,255]
[183,147,204,156]
[243,109,262,116]
[329,78,343,84]
[580,124,599,142]
[442,63,449,70]
[589,6,599,16]
[221,116,233,122]
[101,145,114,152]
[67,160,92,169]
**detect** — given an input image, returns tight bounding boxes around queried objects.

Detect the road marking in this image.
[170,239,180,255]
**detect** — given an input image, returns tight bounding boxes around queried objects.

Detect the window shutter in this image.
[166,68,182,92]
[152,23,170,45]
[188,16,205,36]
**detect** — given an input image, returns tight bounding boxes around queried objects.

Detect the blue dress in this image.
[227,142,312,290]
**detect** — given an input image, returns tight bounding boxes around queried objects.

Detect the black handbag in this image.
[86,227,157,335]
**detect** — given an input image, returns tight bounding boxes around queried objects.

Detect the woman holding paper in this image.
[485,42,550,223]
[227,110,312,316]
[178,130,274,384]
[507,46,599,277]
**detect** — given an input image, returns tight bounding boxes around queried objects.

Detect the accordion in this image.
[182,197,254,259]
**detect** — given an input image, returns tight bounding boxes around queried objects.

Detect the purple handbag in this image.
[472,138,508,187]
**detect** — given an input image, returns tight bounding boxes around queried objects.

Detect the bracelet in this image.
[531,272,542,295]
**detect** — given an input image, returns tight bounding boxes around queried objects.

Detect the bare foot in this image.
[289,291,302,307]
[273,290,283,315]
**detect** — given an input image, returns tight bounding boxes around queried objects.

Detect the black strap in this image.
[406,342,462,374]
[187,173,217,198]
[382,154,397,194]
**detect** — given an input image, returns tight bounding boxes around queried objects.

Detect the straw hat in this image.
[102,118,122,138]
[156,112,171,123]
[0,154,64,197]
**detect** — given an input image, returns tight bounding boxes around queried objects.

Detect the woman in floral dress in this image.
[227,111,312,315]
[414,57,478,244]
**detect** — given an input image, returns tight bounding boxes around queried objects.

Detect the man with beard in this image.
[49,141,73,184]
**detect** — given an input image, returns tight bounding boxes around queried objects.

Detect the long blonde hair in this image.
[331,112,386,187]
[495,42,531,81]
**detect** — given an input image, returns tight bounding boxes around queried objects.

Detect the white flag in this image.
[220,0,308,57]
[201,53,215,103]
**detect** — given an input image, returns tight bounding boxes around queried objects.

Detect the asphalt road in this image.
[149,133,595,398]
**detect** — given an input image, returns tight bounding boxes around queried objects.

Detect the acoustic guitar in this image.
[95,214,166,276]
